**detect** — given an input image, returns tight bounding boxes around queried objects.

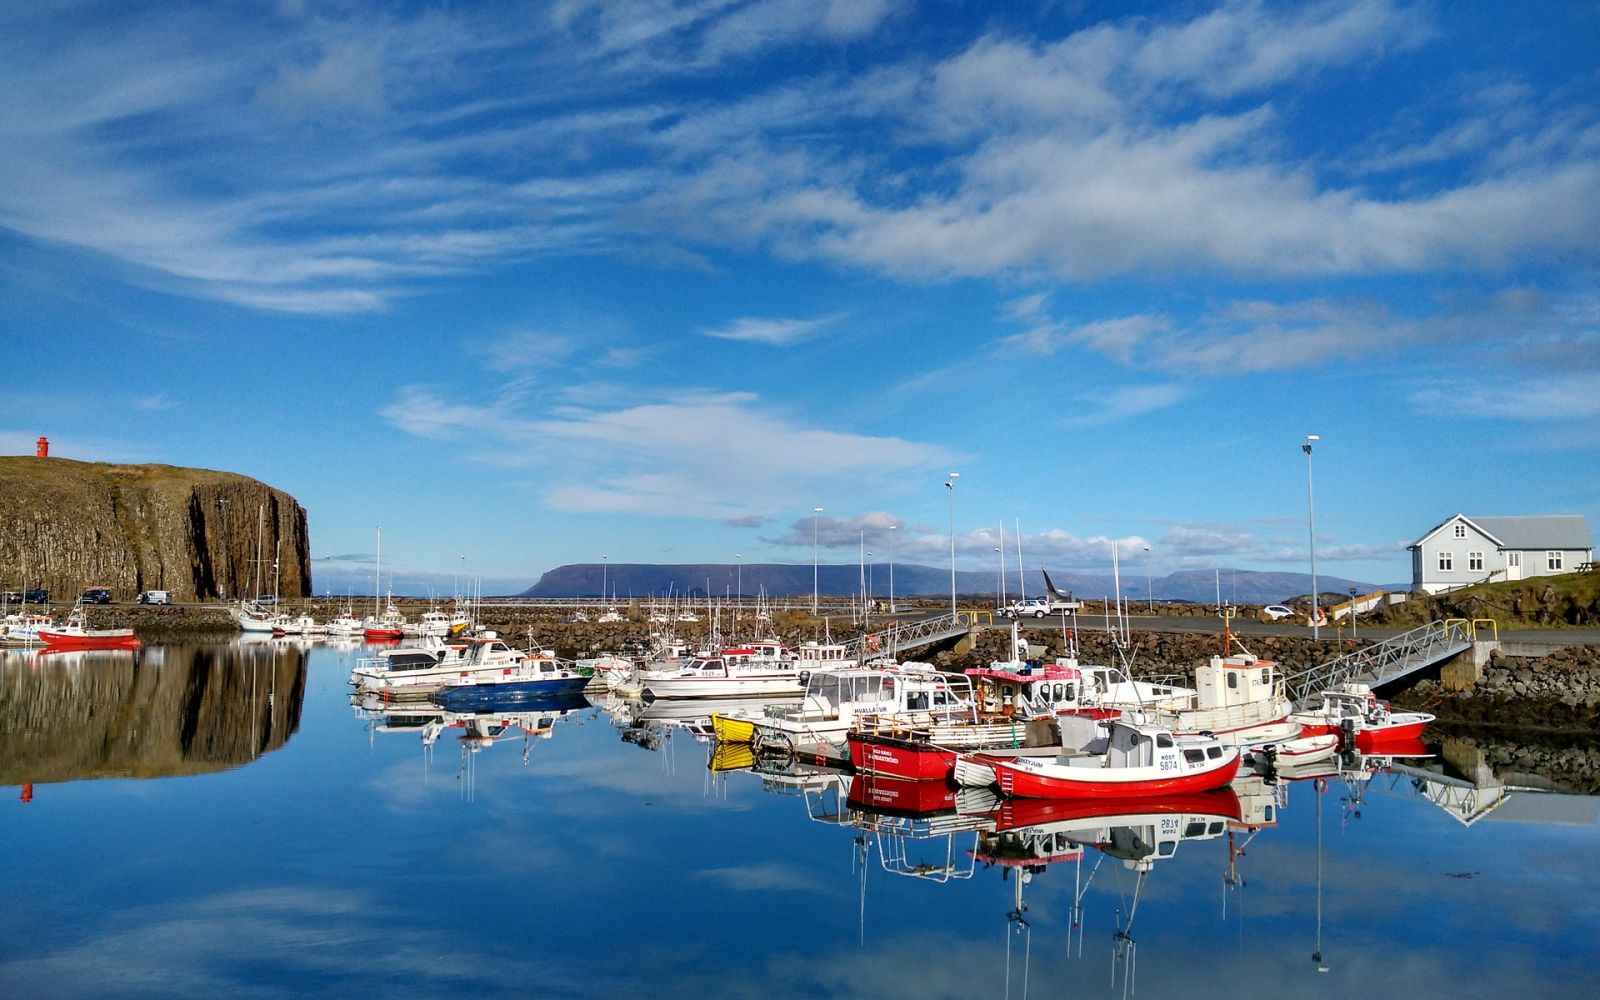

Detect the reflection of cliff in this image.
[0,643,306,785]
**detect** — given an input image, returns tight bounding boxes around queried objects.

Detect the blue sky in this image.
[2,0,1597,596]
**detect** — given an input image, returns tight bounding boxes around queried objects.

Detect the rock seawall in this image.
[0,456,310,602]
[1403,646,1600,732]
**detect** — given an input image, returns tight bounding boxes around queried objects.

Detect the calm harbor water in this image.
[3,641,1598,999]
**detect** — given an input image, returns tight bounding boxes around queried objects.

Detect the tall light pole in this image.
[812,507,823,616]
[994,547,1003,607]
[1143,545,1152,614]
[602,554,608,603]
[735,553,742,618]
[887,524,897,614]
[945,472,960,616]
[1303,435,1320,640]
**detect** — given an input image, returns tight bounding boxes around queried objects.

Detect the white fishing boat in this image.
[325,609,365,637]
[735,665,962,748]
[350,636,539,694]
[641,640,801,700]
[1091,611,1297,746]
[404,609,454,637]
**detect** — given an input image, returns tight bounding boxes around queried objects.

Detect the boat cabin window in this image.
[1183,748,1205,764]
[1208,822,1225,835]
[1206,746,1222,759]
[1156,733,1174,748]
[906,693,929,710]
[1227,672,1238,689]
[1185,821,1208,837]
[1158,842,1176,857]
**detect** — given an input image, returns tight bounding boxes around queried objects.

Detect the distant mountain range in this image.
[516,562,1396,604]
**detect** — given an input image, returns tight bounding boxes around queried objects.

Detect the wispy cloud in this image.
[3,1,1593,317]
[698,313,842,345]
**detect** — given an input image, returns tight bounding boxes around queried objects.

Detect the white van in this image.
[137,590,173,605]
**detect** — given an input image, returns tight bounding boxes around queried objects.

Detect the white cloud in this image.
[1409,372,1600,421]
[383,385,952,518]
[698,313,840,345]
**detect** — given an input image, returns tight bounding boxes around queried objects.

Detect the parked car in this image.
[254,594,279,605]
[1259,604,1294,622]
[81,587,114,604]
[23,589,49,604]
[137,590,173,605]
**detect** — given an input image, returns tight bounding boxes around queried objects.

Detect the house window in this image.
[1454,524,1467,538]
[1468,551,1484,572]
[1548,551,1564,571]
[1508,552,1521,569]
[1438,552,1454,572]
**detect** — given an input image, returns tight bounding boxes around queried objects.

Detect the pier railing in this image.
[842,611,977,660]
[1283,618,1480,704]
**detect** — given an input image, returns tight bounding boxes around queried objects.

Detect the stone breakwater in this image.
[1404,646,1600,733]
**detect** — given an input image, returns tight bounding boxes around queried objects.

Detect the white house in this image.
[1409,515,1593,595]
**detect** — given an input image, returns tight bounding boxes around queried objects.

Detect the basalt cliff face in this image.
[0,456,310,601]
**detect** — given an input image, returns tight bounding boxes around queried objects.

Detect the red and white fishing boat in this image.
[1289,682,1435,751]
[964,718,1239,799]
[37,604,140,650]
[363,601,408,640]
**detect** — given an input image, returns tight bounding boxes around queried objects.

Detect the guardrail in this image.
[843,611,977,659]
[1284,618,1479,704]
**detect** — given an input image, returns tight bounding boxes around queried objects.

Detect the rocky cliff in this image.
[0,456,311,601]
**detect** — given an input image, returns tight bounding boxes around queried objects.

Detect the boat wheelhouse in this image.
[970,718,1240,799]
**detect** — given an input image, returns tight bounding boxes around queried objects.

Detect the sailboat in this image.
[232,505,276,634]
[363,528,407,639]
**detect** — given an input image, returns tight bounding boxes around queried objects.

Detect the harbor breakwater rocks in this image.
[1403,646,1600,733]
[0,456,311,603]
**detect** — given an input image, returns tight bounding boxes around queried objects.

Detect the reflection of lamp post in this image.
[1314,778,1329,972]
[888,524,897,614]
[1303,435,1320,639]
[812,507,823,616]
[946,473,960,616]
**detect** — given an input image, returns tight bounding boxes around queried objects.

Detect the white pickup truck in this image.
[998,596,1077,618]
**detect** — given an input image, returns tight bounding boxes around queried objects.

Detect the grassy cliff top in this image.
[1373,570,1600,629]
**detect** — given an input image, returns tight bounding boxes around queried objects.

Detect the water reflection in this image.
[0,642,305,790]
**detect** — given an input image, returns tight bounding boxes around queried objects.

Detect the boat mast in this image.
[374,526,382,619]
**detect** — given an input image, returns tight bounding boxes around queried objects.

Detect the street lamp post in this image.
[812,507,823,616]
[945,473,960,617]
[736,553,742,624]
[887,525,897,614]
[1303,435,1320,640]
[994,547,1003,607]
[602,554,608,604]
[1143,545,1152,614]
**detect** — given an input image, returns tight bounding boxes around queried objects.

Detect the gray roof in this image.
[1465,515,1592,550]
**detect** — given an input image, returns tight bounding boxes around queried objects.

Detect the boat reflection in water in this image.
[0,641,306,796]
[351,686,591,796]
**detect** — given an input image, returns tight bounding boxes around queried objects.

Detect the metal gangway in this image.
[1284,618,1491,705]
[840,610,985,660]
